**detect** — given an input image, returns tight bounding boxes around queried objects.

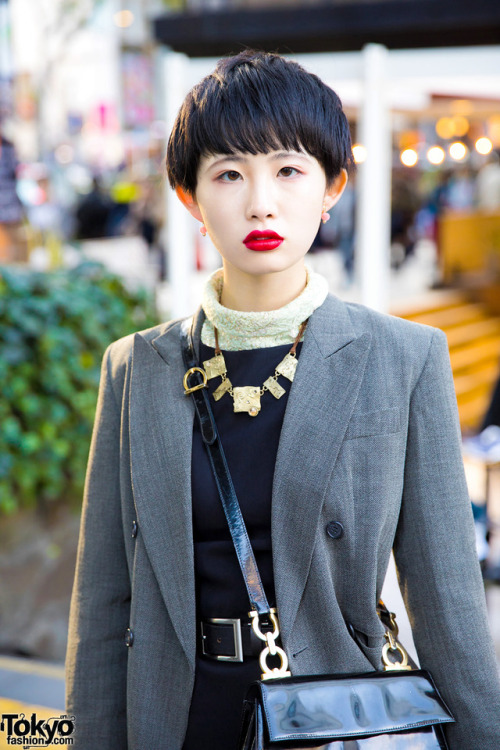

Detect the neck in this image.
[220,262,308,312]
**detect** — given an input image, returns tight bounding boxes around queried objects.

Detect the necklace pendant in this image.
[203,353,227,380]
[275,353,298,382]
[264,377,286,399]
[233,386,261,416]
[213,377,232,402]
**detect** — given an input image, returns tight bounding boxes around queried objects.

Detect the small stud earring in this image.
[321,204,330,224]
[199,224,207,237]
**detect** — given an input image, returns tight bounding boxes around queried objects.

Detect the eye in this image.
[278,166,300,177]
[219,170,241,182]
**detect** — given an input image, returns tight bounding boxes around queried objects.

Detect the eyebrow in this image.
[207,151,310,170]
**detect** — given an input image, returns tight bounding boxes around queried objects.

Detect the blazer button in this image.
[125,628,134,647]
[326,521,344,539]
[131,520,138,539]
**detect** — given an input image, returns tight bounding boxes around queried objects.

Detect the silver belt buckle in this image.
[201,617,244,662]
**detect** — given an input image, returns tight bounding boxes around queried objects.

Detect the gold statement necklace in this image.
[201,319,308,417]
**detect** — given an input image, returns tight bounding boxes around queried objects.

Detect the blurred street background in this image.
[1,0,500,732]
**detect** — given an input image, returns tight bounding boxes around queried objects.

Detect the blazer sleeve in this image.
[393,328,500,748]
[65,344,130,748]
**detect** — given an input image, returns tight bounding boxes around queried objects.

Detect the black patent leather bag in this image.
[180,318,454,750]
[239,671,453,749]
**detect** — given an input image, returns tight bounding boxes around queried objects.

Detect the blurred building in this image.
[8,0,169,174]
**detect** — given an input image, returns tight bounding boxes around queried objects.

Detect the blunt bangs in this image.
[166,50,354,194]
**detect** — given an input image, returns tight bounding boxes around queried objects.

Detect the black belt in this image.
[200,618,265,662]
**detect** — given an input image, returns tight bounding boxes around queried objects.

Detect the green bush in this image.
[0,262,159,514]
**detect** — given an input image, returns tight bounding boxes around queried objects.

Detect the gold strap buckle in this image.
[183,367,208,395]
[382,629,412,671]
[249,609,291,681]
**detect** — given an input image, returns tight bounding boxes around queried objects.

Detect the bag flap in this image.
[257,670,454,743]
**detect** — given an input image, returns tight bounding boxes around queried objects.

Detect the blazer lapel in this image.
[129,310,204,669]
[272,295,371,636]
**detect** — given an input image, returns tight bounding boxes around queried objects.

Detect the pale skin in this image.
[177,150,348,312]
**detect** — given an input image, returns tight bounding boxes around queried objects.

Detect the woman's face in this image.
[179,150,347,280]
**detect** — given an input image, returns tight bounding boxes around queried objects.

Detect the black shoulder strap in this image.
[180,316,271,617]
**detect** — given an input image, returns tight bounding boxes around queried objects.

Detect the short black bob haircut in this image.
[166,50,354,195]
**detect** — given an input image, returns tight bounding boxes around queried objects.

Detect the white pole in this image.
[356,43,391,313]
[162,48,194,319]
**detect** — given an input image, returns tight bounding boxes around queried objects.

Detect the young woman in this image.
[66,51,500,749]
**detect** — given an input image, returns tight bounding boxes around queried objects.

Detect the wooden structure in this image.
[397,290,500,433]
[440,211,500,285]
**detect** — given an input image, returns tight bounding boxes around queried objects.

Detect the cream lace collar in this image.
[200,267,329,351]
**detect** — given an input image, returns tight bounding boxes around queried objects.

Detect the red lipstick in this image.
[243,230,284,252]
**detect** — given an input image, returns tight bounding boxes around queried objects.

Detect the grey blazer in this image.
[65,293,500,749]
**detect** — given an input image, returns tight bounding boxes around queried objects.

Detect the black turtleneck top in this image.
[182,340,301,750]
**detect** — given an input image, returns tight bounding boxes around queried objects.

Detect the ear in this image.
[175,186,204,223]
[323,169,348,212]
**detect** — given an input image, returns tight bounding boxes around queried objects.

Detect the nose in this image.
[245,177,277,221]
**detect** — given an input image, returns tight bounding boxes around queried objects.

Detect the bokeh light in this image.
[400,149,418,167]
[449,142,468,161]
[352,144,367,164]
[475,137,493,155]
[427,146,445,165]
[436,118,455,140]
[399,131,421,150]
[113,10,134,28]
[451,116,469,137]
